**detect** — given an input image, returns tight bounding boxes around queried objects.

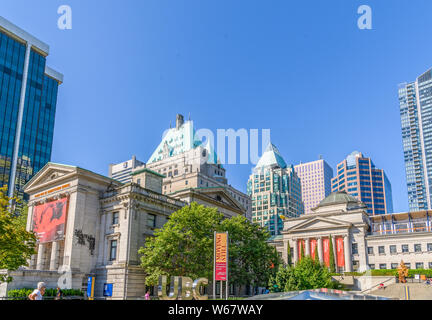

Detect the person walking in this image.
[145,291,150,300]
[28,282,46,300]
[55,287,63,300]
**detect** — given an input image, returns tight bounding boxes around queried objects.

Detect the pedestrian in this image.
[145,291,150,300]
[28,282,46,300]
[55,286,63,300]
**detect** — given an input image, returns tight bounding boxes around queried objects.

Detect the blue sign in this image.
[103,283,113,297]
[87,276,95,299]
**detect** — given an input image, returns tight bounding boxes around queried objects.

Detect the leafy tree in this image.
[329,235,336,273]
[139,202,223,285]
[286,240,292,267]
[313,244,319,262]
[138,202,281,292]
[269,256,341,292]
[0,186,37,283]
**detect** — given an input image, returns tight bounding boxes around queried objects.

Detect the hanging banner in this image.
[323,238,330,267]
[297,239,305,260]
[32,197,69,243]
[310,239,317,260]
[215,233,228,281]
[336,237,345,268]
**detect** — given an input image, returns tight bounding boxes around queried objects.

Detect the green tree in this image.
[328,235,336,273]
[286,240,292,267]
[138,202,281,292]
[269,256,341,292]
[313,244,319,262]
[139,202,223,285]
[0,186,37,283]
[221,215,281,293]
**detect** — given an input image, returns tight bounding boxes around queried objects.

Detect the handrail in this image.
[360,277,395,294]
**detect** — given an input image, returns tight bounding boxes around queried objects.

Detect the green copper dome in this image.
[318,191,362,207]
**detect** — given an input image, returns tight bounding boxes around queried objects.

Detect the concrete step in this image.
[370,283,432,300]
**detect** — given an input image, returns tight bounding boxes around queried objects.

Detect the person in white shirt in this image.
[28,282,46,300]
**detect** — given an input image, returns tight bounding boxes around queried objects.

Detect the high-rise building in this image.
[247,143,304,236]
[331,151,393,215]
[145,114,251,219]
[398,69,432,211]
[294,158,333,214]
[109,155,145,183]
[0,17,63,199]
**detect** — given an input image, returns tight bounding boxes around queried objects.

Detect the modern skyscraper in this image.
[108,155,145,183]
[0,17,63,199]
[248,143,304,236]
[398,69,432,212]
[294,158,333,214]
[331,151,393,215]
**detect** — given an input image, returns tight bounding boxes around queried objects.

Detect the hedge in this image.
[8,288,84,298]
[332,269,432,277]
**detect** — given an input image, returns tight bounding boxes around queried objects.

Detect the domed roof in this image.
[317,191,362,207]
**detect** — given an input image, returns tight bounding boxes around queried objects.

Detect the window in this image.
[391,263,398,269]
[367,247,374,255]
[402,245,409,253]
[429,262,432,269]
[352,243,358,255]
[112,212,119,225]
[147,214,156,228]
[369,264,375,270]
[378,246,385,254]
[405,263,411,269]
[416,262,424,269]
[379,264,387,270]
[414,244,422,252]
[109,240,117,261]
[428,243,432,252]
[390,245,396,254]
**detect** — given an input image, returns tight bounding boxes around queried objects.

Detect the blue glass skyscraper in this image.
[0,17,62,200]
[398,69,432,212]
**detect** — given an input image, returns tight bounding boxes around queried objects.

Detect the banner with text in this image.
[215,232,228,281]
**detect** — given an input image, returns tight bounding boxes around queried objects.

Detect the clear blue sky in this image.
[2,0,432,212]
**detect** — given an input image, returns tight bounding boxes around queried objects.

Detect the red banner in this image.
[336,237,345,268]
[297,239,305,261]
[215,233,228,281]
[323,238,330,267]
[32,197,69,243]
[310,239,317,260]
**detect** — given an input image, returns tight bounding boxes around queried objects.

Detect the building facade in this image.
[145,114,251,219]
[271,192,432,273]
[331,151,393,215]
[0,16,63,200]
[398,69,432,211]
[294,158,333,215]
[0,162,185,299]
[108,155,145,183]
[248,143,303,236]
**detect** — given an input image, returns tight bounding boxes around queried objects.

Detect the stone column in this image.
[305,238,310,256]
[293,239,298,264]
[317,237,323,263]
[282,239,288,264]
[344,234,352,272]
[331,236,337,270]
[36,243,46,270]
[49,241,60,271]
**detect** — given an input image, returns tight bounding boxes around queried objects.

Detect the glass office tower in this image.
[248,143,304,236]
[398,69,432,212]
[0,17,63,200]
[331,151,393,215]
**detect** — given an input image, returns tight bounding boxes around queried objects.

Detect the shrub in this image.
[8,288,84,298]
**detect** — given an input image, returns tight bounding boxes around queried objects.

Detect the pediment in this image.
[286,217,352,233]
[196,188,245,212]
[24,163,77,193]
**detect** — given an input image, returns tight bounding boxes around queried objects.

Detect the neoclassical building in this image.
[272,192,432,273]
[0,162,185,299]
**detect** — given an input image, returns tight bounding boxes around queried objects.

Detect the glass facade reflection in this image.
[0,17,62,200]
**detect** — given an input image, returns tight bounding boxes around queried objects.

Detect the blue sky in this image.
[1,0,432,212]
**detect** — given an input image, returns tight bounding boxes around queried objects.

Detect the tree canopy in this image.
[139,202,281,289]
[0,186,37,283]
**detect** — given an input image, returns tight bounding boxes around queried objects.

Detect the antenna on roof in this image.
[188,112,191,121]
[170,120,172,129]
[319,154,322,159]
